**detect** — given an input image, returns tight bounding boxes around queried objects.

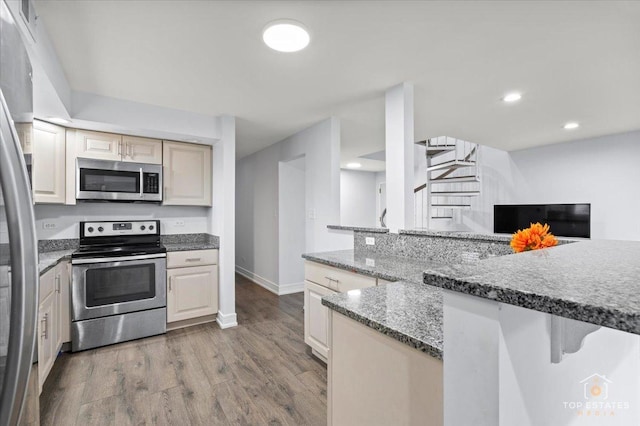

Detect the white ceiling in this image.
[35,1,640,171]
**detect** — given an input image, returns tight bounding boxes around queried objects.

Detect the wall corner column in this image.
[213,115,237,328]
[385,82,415,233]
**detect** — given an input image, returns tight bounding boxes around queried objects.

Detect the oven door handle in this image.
[72,253,166,265]
[139,167,144,198]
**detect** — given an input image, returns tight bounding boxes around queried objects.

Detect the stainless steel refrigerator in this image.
[0,0,39,424]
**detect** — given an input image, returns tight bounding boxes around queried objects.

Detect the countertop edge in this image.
[327,225,389,234]
[301,253,403,283]
[321,297,443,360]
[423,271,640,335]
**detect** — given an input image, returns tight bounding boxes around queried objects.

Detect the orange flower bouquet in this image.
[510,222,558,253]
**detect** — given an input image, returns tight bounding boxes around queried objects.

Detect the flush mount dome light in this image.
[502,92,522,103]
[563,122,580,130]
[346,162,362,169]
[263,19,310,52]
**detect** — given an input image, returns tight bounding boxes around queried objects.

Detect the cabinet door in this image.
[57,261,71,345]
[304,280,336,360]
[15,122,33,154]
[163,141,212,206]
[33,120,66,204]
[167,265,218,323]
[75,130,122,161]
[122,135,162,164]
[38,292,56,393]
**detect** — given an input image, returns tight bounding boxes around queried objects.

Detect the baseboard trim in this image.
[216,310,238,329]
[278,281,304,295]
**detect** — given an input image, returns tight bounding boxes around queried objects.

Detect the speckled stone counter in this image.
[302,249,447,284]
[322,281,443,359]
[161,233,219,252]
[38,250,74,275]
[38,239,78,275]
[327,225,389,233]
[423,240,640,335]
[303,250,446,359]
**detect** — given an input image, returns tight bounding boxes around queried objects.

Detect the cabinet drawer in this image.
[167,249,218,268]
[304,261,376,293]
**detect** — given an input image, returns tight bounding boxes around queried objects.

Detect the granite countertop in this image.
[322,281,443,359]
[35,234,220,275]
[39,250,74,275]
[327,225,389,234]
[303,249,445,358]
[161,234,219,252]
[302,249,444,284]
[423,240,640,335]
[399,229,513,242]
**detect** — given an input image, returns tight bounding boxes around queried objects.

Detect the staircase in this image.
[415,136,480,226]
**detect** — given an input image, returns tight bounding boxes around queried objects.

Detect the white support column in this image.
[212,115,237,328]
[385,82,415,232]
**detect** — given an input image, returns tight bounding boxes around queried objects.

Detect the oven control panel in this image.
[82,220,159,237]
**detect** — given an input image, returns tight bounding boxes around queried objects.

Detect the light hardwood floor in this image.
[40,274,327,425]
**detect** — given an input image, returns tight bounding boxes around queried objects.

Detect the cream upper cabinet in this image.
[163,141,212,206]
[15,122,33,154]
[33,120,66,204]
[122,135,162,164]
[74,129,122,161]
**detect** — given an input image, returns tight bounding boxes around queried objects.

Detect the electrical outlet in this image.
[365,237,375,246]
[174,220,185,227]
[42,222,56,230]
[365,258,375,267]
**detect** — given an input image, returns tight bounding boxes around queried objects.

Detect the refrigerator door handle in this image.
[0,90,39,426]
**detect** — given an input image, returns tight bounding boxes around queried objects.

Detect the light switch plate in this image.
[365,237,375,246]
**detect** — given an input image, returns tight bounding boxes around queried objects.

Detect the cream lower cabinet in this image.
[162,141,212,206]
[33,120,66,204]
[304,281,336,360]
[166,250,219,326]
[37,260,70,393]
[303,260,376,362]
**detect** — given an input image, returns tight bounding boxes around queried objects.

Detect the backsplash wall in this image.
[35,203,210,239]
[353,230,514,264]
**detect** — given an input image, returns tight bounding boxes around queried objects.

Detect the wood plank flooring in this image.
[40,274,327,425]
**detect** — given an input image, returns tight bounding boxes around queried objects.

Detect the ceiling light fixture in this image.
[263,19,310,52]
[47,117,71,124]
[502,92,522,103]
[563,122,580,130]
[346,162,362,169]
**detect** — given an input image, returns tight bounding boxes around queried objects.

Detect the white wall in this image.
[428,130,640,241]
[278,157,306,292]
[34,203,209,239]
[236,117,351,294]
[340,170,378,228]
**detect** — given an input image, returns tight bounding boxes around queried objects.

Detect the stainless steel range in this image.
[71,220,166,351]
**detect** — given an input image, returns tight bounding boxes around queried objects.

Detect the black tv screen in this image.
[494,204,590,238]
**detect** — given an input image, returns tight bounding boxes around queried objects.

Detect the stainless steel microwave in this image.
[76,158,162,202]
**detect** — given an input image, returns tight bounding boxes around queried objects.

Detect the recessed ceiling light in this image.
[47,117,71,124]
[346,162,362,169]
[502,92,522,103]
[563,122,579,130]
[263,19,310,52]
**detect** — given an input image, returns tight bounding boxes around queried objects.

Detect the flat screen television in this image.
[494,203,590,238]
